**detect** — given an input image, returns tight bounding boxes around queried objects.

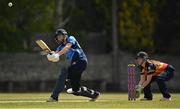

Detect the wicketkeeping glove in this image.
[135,85,143,98]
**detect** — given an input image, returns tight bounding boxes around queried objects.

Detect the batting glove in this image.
[51,53,60,62]
[47,54,55,61]
[47,53,60,62]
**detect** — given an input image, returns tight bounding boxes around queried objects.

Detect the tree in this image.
[118,0,158,52]
[0,0,54,52]
[154,0,180,55]
[54,0,75,28]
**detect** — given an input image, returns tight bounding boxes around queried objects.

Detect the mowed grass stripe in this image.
[0,93,180,108]
[0,108,179,109]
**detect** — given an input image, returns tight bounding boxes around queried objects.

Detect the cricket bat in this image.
[35,40,51,55]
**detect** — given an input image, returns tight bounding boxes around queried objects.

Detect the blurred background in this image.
[0,0,180,92]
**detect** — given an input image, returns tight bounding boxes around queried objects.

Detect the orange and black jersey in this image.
[140,60,168,76]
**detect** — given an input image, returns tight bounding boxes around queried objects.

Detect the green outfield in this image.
[0,93,180,108]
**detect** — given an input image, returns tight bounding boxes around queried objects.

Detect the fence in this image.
[0,52,179,92]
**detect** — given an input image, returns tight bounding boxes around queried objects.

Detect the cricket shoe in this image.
[160,97,171,101]
[140,98,152,101]
[89,91,100,101]
[79,86,100,101]
[46,97,58,102]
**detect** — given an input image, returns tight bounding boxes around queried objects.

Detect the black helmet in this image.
[136,51,149,60]
[54,28,68,38]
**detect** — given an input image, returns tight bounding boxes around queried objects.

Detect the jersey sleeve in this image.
[147,63,156,75]
[67,36,76,45]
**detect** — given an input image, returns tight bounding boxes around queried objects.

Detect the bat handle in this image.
[46,50,53,55]
[40,50,52,55]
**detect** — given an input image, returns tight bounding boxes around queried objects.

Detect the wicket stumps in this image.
[128,64,136,101]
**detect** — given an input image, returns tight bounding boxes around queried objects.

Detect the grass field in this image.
[0,93,180,108]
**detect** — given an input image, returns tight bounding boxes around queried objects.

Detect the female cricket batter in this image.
[135,51,174,101]
[46,29,100,102]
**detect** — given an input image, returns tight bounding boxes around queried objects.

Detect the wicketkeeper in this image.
[135,51,174,101]
[46,29,100,102]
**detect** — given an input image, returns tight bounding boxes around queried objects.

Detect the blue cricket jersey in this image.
[56,36,87,64]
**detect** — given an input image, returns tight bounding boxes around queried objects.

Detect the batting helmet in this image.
[136,51,149,60]
[54,28,68,38]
